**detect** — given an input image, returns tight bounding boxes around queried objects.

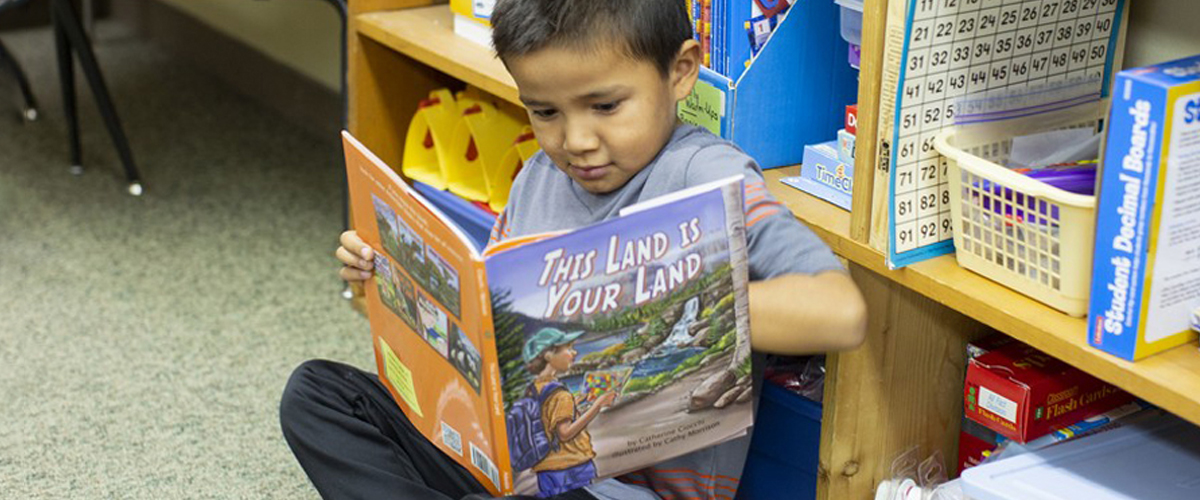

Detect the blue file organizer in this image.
[692,0,859,169]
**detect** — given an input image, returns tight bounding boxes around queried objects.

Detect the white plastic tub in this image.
[835,0,864,46]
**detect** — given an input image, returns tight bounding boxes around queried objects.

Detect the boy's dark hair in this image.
[492,0,693,76]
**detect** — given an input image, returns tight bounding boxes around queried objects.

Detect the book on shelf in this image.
[343,132,756,497]
[677,0,858,168]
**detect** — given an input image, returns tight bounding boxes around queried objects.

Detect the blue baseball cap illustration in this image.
[522,327,586,363]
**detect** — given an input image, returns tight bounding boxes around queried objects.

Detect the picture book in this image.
[343,132,756,497]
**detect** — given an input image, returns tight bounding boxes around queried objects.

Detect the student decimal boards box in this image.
[676,0,858,169]
[1089,54,1200,361]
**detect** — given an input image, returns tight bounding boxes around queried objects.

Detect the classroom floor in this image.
[0,22,371,498]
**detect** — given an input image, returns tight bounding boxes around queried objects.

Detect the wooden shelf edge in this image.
[355,5,521,106]
[764,167,1200,426]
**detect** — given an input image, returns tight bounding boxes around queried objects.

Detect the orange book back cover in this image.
[343,132,511,494]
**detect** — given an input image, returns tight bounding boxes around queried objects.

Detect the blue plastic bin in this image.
[738,382,822,500]
[412,181,495,251]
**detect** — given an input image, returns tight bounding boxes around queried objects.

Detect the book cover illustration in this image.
[346,131,754,496]
[486,184,754,496]
[346,133,504,492]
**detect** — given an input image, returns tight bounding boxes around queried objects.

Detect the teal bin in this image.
[738,382,822,500]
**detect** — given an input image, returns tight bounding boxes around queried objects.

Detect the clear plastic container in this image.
[835,0,864,46]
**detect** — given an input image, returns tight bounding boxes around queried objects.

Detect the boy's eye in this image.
[593,101,621,113]
[531,108,558,119]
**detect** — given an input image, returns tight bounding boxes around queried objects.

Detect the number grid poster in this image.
[886,0,1126,268]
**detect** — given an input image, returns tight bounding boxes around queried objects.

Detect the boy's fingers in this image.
[336,246,374,270]
[339,266,373,282]
[340,231,374,260]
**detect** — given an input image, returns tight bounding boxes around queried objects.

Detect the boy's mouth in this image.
[569,163,612,180]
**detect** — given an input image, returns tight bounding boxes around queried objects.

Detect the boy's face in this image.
[545,343,577,372]
[507,41,700,194]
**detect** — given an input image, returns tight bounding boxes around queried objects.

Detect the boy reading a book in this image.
[283,1,867,499]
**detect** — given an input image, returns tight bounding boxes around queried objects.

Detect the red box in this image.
[957,418,1002,475]
[964,341,1133,443]
[845,104,858,136]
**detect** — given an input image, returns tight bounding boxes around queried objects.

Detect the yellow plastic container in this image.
[445,98,526,203]
[489,126,540,212]
[401,89,460,190]
[935,127,1097,317]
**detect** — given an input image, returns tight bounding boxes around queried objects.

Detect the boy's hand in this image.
[595,391,617,409]
[336,230,375,282]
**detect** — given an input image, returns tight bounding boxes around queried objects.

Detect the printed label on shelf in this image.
[979,386,1019,424]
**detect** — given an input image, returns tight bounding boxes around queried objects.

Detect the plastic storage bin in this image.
[962,413,1200,500]
[835,0,863,46]
[739,382,822,500]
[933,128,1097,317]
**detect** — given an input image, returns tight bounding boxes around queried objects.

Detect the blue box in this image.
[412,181,494,252]
[780,141,852,211]
[739,382,822,500]
[1088,54,1200,361]
[677,0,858,169]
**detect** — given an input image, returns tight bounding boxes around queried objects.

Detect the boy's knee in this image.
[280,359,338,427]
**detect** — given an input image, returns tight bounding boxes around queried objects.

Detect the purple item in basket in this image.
[1024,167,1097,195]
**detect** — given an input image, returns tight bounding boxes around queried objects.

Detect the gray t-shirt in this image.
[490,125,843,500]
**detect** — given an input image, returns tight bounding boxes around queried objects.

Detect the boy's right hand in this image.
[595,391,617,409]
[336,230,375,282]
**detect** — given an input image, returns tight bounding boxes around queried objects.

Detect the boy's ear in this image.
[670,39,702,102]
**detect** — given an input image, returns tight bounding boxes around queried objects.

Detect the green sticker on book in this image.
[380,337,423,418]
[677,80,724,136]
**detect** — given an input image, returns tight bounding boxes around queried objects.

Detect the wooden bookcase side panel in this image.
[348,32,462,170]
[818,264,990,500]
[849,0,888,243]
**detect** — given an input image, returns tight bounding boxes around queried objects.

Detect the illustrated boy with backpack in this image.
[509,328,617,497]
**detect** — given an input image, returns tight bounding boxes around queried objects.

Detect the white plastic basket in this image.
[934,128,1097,317]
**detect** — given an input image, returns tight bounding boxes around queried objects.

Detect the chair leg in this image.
[53,9,83,176]
[0,38,39,121]
[53,0,143,195]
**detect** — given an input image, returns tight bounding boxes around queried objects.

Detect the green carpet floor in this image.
[0,22,372,498]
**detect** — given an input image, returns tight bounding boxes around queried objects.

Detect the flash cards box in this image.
[1089,54,1200,361]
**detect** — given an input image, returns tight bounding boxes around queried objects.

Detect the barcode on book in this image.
[441,421,463,456]
[469,442,499,489]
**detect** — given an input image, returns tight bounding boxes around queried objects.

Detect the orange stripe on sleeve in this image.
[646,468,742,484]
[746,207,781,227]
[744,194,767,206]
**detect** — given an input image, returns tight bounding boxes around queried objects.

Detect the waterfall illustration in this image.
[658,296,702,350]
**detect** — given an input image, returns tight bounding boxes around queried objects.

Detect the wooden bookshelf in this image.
[346,1,1200,498]
[357,6,519,106]
[765,167,1200,427]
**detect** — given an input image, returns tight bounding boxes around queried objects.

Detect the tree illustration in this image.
[491,288,530,409]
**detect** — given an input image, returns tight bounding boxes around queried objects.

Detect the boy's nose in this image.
[562,119,599,156]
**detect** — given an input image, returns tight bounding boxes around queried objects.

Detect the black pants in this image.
[280,360,598,500]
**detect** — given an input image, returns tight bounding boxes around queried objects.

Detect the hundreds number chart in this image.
[887,0,1125,268]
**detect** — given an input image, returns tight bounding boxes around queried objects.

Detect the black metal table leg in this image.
[0,38,38,121]
[52,0,143,195]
